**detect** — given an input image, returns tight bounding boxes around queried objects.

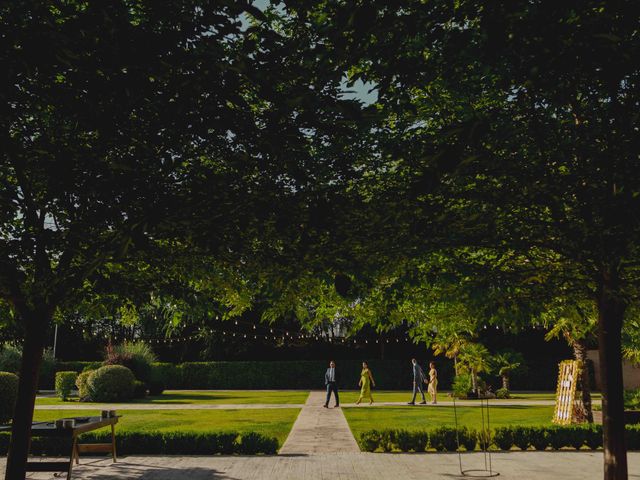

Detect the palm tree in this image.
[458,342,491,395]
[492,349,525,391]
[432,334,469,375]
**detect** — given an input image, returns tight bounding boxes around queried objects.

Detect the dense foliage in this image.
[103,341,157,384]
[358,424,640,452]
[0,372,18,424]
[86,365,135,402]
[0,430,278,455]
[54,371,77,401]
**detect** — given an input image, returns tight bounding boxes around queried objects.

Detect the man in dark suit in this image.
[324,360,340,408]
[408,358,427,405]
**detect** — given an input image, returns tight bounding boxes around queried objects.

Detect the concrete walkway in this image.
[3,452,638,479]
[279,391,360,455]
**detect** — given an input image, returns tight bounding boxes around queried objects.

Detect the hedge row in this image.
[149,360,455,390]
[358,425,640,452]
[0,431,278,455]
[54,360,454,390]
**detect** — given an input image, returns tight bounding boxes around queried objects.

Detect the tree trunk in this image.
[571,339,594,423]
[501,374,509,391]
[471,371,478,394]
[4,314,48,480]
[597,270,627,480]
[453,354,458,376]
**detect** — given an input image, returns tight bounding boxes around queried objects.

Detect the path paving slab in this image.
[1,452,637,479]
[279,391,360,455]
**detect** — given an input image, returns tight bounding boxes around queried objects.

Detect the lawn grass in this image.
[33,408,300,446]
[342,405,556,440]
[36,390,310,406]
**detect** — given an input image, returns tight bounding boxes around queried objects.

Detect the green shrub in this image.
[39,349,57,389]
[566,426,586,450]
[155,360,455,390]
[458,427,477,451]
[452,374,472,399]
[407,430,428,452]
[359,430,382,452]
[476,428,492,449]
[493,427,513,450]
[624,388,640,410]
[76,370,94,400]
[0,372,19,424]
[495,388,510,399]
[378,430,394,452]
[87,365,135,402]
[0,430,277,455]
[626,424,640,450]
[147,378,164,396]
[104,341,157,384]
[0,344,22,374]
[512,426,531,450]
[584,425,602,450]
[429,427,458,451]
[214,432,240,454]
[529,427,549,451]
[147,365,165,395]
[55,371,77,401]
[238,431,278,454]
[0,345,56,389]
[548,426,573,450]
[132,380,147,398]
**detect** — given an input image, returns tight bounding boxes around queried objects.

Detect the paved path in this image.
[34,404,304,410]
[279,391,360,455]
[2,452,638,479]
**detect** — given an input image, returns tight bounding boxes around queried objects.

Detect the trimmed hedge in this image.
[358,424,640,452]
[0,431,278,455]
[55,371,78,401]
[148,360,455,390]
[0,372,19,424]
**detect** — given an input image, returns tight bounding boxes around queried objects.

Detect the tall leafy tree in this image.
[292,1,640,477]
[0,2,373,477]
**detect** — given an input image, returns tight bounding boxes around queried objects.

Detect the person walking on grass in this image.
[428,361,438,404]
[324,360,340,408]
[408,358,427,405]
[356,361,376,405]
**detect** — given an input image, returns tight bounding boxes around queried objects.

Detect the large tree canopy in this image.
[0,1,377,477]
[286,1,640,478]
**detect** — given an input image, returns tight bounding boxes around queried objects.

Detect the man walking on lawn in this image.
[408,358,427,405]
[324,360,340,408]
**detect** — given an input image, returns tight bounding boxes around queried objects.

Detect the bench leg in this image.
[67,438,77,480]
[111,424,117,462]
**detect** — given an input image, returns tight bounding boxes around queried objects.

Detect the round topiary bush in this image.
[76,370,94,401]
[87,365,135,402]
[0,371,19,424]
